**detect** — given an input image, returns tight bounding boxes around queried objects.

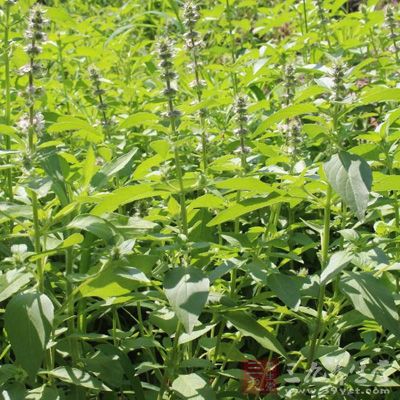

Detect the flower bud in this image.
[183,1,200,29]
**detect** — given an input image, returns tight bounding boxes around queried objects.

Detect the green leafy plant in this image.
[0,0,400,399]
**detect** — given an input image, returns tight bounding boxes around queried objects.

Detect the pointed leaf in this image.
[339,272,400,339]
[224,311,286,357]
[172,373,216,400]
[5,292,54,379]
[164,267,210,334]
[324,152,372,220]
[321,251,353,285]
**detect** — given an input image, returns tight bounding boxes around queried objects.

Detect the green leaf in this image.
[90,185,169,216]
[267,273,303,309]
[26,386,61,400]
[46,367,111,391]
[321,251,353,285]
[373,173,400,192]
[324,152,372,220]
[79,264,150,299]
[215,177,272,193]
[224,311,286,357]
[164,267,210,334]
[68,214,119,243]
[48,117,98,134]
[0,383,26,400]
[82,146,96,191]
[91,148,138,190]
[254,103,317,135]
[119,112,158,129]
[339,272,400,339]
[207,195,301,227]
[0,269,33,302]
[359,87,400,104]
[4,292,54,379]
[171,373,216,400]
[188,194,225,211]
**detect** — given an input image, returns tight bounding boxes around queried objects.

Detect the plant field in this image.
[2,0,400,399]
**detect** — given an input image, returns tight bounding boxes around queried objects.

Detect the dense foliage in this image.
[1,0,400,399]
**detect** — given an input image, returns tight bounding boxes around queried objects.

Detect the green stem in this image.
[31,191,44,292]
[302,0,308,33]
[4,3,13,201]
[307,184,332,368]
[188,25,208,173]
[225,0,238,94]
[166,84,188,235]
[157,323,182,400]
[56,36,71,114]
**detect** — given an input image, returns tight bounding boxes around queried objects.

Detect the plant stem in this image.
[188,25,208,173]
[165,79,188,235]
[302,0,308,33]
[4,3,13,201]
[225,0,238,94]
[157,323,182,400]
[31,192,44,291]
[56,35,71,114]
[307,184,332,368]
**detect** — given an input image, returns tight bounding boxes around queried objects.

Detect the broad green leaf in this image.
[188,194,225,211]
[119,112,158,129]
[171,373,216,400]
[30,233,84,262]
[164,267,210,334]
[91,148,138,190]
[324,152,372,220]
[68,215,119,243]
[0,270,32,302]
[0,203,32,220]
[373,173,400,192]
[48,117,98,134]
[224,311,286,357]
[339,272,400,339]
[255,103,317,135]
[178,324,215,345]
[90,184,169,215]
[359,87,400,104]
[0,365,21,386]
[83,146,96,191]
[207,195,301,227]
[150,140,170,159]
[133,154,165,179]
[41,153,69,207]
[215,177,272,193]
[46,367,111,391]
[320,251,353,285]
[0,383,26,400]
[320,348,351,373]
[267,273,303,309]
[79,264,150,299]
[0,125,24,146]
[5,292,54,379]
[26,386,61,400]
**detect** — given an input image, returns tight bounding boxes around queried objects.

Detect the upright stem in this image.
[188,25,208,173]
[157,323,182,400]
[166,80,188,236]
[31,192,44,291]
[225,0,238,94]
[27,37,45,292]
[302,0,308,33]
[56,36,71,114]
[4,4,13,201]
[307,184,332,368]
